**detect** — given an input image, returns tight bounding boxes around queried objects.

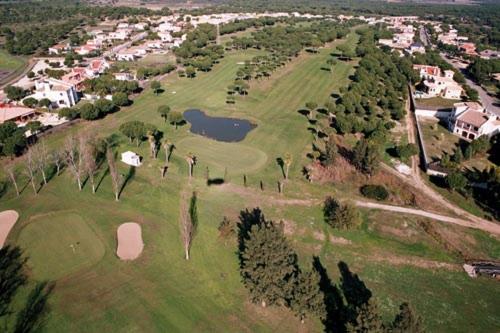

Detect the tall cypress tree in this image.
[290,266,327,323]
[347,300,385,333]
[390,302,423,333]
[240,221,298,307]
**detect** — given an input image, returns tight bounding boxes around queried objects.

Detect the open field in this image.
[0,49,29,87]
[1,30,499,332]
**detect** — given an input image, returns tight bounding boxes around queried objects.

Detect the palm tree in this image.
[283,152,292,180]
[162,139,173,163]
[185,153,195,178]
[147,131,157,159]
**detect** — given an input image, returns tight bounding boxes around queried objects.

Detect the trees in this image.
[4,85,26,101]
[119,121,148,146]
[151,80,161,95]
[240,220,298,307]
[179,192,196,260]
[157,105,171,122]
[169,111,184,129]
[185,66,196,78]
[38,98,51,108]
[395,143,418,160]
[185,153,196,178]
[162,139,173,163]
[323,196,360,230]
[353,139,381,176]
[324,135,338,166]
[65,135,83,191]
[389,302,424,333]
[81,137,98,193]
[23,97,38,108]
[283,152,292,180]
[347,300,385,333]
[32,140,49,185]
[360,185,389,201]
[26,121,42,136]
[94,99,115,116]
[147,131,158,159]
[112,92,130,106]
[24,148,38,195]
[4,164,19,197]
[445,171,468,191]
[106,148,121,201]
[79,103,100,120]
[291,267,327,323]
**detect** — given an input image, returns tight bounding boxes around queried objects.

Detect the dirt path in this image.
[217,183,500,235]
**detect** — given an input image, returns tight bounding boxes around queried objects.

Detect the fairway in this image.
[1,27,499,333]
[176,136,268,176]
[17,213,105,280]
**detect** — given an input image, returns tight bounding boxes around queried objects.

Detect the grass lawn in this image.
[17,213,105,280]
[415,97,458,110]
[1,30,499,332]
[0,49,28,86]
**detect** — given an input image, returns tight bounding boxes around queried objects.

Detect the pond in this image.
[183,109,256,142]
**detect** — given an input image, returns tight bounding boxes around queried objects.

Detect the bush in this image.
[360,185,389,201]
[395,143,418,160]
[79,103,100,120]
[58,107,80,120]
[112,92,130,106]
[323,196,360,229]
[23,97,38,108]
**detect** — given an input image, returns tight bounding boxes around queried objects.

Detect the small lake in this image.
[183,109,256,142]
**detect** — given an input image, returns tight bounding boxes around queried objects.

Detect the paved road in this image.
[440,53,500,116]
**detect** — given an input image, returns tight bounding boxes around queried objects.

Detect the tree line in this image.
[235,207,423,332]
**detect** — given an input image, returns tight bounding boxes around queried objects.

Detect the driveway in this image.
[440,53,500,116]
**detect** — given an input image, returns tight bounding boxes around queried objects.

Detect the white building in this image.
[121,151,142,166]
[28,78,79,108]
[114,72,135,81]
[414,65,463,100]
[158,32,173,43]
[449,102,500,140]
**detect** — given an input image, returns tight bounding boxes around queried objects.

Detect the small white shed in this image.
[121,151,142,167]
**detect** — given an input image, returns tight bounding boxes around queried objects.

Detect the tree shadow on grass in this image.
[276,158,285,178]
[0,246,27,318]
[14,281,54,333]
[207,178,224,186]
[95,167,109,193]
[338,261,372,322]
[312,256,347,333]
[118,166,135,199]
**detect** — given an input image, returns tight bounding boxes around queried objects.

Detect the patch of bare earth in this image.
[281,219,296,236]
[369,252,459,271]
[313,230,326,241]
[0,210,19,248]
[329,234,352,245]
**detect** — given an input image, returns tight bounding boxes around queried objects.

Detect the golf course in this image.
[1,30,499,332]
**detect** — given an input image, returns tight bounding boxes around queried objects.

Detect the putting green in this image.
[175,136,268,176]
[17,213,105,280]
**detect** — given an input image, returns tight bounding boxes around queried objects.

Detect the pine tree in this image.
[240,221,298,307]
[347,300,385,333]
[324,135,338,166]
[452,148,463,164]
[389,302,423,333]
[291,266,327,323]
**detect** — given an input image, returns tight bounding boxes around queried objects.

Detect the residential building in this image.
[114,72,135,81]
[448,102,500,140]
[0,104,36,124]
[48,43,71,55]
[459,42,477,56]
[28,78,79,108]
[414,64,441,79]
[407,42,425,54]
[479,49,500,60]
[414,65,463,99]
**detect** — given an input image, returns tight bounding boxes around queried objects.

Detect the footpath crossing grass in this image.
[1,30,499,332]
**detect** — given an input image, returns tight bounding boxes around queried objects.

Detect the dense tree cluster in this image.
[0,122,27,157]
[332,27,414,145]
[468,58,500,85]
[219,17,278,35]
[238,208,423,330]
[173,24,224,73]
[82,74,140,96]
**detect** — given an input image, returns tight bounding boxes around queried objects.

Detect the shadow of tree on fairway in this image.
[118,166,136,199]
[0,246,27,319]
[338,261,372,322]
[207,178,224,186]
[312,256,347,333]
[14,281,54,333]
[276,158,285,178]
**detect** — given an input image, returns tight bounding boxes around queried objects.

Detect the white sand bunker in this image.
[116,222,144,260]
[0,210,19,248]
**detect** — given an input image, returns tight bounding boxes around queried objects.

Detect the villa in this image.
[448,102,500,140]
[27,78,79,108]
[414,65,463,99]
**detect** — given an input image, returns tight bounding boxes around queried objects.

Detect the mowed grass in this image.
[17,213,105,280]
[1,30,499,332]
[0,49,26,70]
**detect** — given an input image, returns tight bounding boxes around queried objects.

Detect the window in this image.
[468,133,475,140]
[462,131,467,138]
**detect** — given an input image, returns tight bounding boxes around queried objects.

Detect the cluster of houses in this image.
[413,64,463,100]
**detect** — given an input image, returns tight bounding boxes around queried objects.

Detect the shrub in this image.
[323,196,360,229]
[360,185,389,201]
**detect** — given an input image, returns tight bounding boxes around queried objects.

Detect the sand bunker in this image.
[116,222,144,260]
[0,210,19,248]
